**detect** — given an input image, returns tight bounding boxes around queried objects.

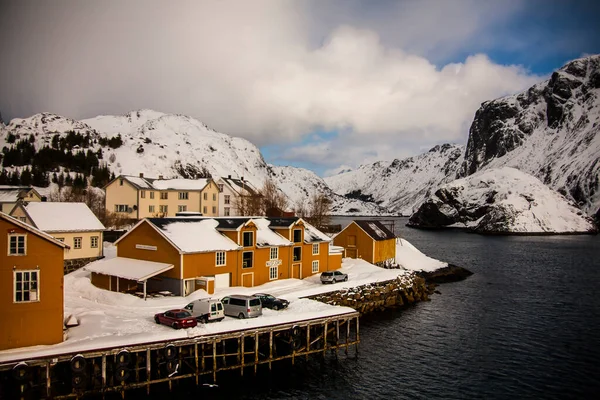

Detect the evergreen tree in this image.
[9,169,20,185]
[20,167,33,186]
[0,169,9,184]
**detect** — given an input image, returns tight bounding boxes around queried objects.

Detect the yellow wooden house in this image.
[333,220,396,266]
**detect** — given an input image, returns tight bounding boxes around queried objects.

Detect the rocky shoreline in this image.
[306,266,473,315]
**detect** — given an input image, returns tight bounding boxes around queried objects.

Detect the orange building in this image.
[87,216,340,296]
[333,220,396,266]
[0,212,67,350]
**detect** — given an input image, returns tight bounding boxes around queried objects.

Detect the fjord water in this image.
[166,217,600,399]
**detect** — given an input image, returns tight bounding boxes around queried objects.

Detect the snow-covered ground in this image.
[0,239,445,363]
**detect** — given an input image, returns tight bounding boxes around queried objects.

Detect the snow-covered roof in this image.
[0,186,36,202]
[303,220,332,243]
[150,218,241,253]
[218,177,258,196]
[123,176,153,189]
[152,178,210,191]
[24,202,106,232]
[253,218,293,247]
[0,212,68,249]
[85,257,174,281]
[354,220,396,241]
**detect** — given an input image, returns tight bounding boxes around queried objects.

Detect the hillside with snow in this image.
[408,167,597,234]
[0,110,379,214]
[325,144,464,215]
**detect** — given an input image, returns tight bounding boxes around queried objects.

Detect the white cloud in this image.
[0,0,542,173]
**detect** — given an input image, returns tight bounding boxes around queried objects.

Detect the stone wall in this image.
[64,256,103,275]
[306,273,434,315]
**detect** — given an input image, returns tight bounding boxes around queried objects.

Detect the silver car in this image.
[221,295,262,319]
[320,270,348,284]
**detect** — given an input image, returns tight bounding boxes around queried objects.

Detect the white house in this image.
[216,176,259,216]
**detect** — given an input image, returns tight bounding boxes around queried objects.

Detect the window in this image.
[160,205,168,214]
[140,190,146,198]
[312,260,319,273]
[213,193,217,201]
[149,205,155,213]
[14,270,39,302]
[312,243,319,255]
[91,236,99,248]
[178,205,187,212]
[19,217,27,223]
[119,179,123,186]
[216,251,226,266]
[293,246,302,261]
[242,251,253,268]
[293,229,302,243]
[74,237,82,249]
[203,192,208,200]
[270,247,278,260]
[203,206,207,214]
[224,207,230,216]
[9,234,26,255]
[178,192,189,200]
[150,191,155,199]
[224,195,231,205]
[212,206,216,214]
[218,184,224,192]
[243,231,254,247]
[160,192,168,200]
[269,266,278,280]
[115,204,128,213]
[56,238,65,242]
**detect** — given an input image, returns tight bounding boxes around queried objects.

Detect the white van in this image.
[184,298,225,323]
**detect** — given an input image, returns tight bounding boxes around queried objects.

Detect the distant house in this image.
[333,220,396,266]
[0,185,42,214]
[216,176,260,216]
[0,212,67,350]
[104,174,220,219]
[86,216,340,297]
[10,202,106,271]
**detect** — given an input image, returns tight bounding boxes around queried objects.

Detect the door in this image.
[214,273,230,289]
[292,263,301,279]
[241,273,254,287]
[184,279,195,296]
[346,248,357,258]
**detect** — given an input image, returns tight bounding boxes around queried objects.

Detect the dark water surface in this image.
[156,217,600,399]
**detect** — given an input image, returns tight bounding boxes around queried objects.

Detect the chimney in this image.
[228,175,231,179]
[241,176,244,181]
[139,173,144,178]
[158,175,163,180]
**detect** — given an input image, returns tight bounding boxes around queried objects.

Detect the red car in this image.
[154,309,198,329]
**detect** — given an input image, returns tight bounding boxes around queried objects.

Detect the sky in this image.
[1,0,599,176]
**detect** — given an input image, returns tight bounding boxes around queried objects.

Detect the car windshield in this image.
[263,295,275,300]
[176,311,191,318]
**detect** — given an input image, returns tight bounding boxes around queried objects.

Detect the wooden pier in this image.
[0,312,359,399]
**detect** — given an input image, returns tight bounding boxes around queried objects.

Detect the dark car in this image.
[154,309,198,329]
[253,293,289,310]
[320,270,348,284]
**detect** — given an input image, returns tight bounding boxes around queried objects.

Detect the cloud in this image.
[0,0,545,174]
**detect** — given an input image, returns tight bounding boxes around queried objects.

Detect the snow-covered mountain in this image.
[408,167,597,234]
[459,55,600,216]
[0,110,379,213]
[325,144,464,215]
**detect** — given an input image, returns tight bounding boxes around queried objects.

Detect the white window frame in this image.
[312,243,319,255]
[178,205,187,212]
[8,234,27,256]
[178,192,189,200]
[242,251,253,268]
[115,204,128,213]
[140,190,146,198]
[213,193,217,201]
[160,192,168,200]
[150,191,155,199]
[270,247,278,260]
[269,266,278,280]
[312,260,319,273]
[160,205,168,213]
[218,184,224,192]
[243,231,254,247]
[203,206,207,214]
[14,270,40,303]
[74,237,82,249]
[224,195,231,205]
[293,229,302,243]
[224,207,230,216]
[91,236,99,248]
[293,246,302,262]
[212,206,216,214]
[149,205,155,213]
[216,251,226,266]
[203,192,208,200]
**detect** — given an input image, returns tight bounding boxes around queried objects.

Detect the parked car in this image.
[253,293,289,310]
[320,270,348,284]
[221,295,262,319]
[154,309,198,329]
[185,298,225,323]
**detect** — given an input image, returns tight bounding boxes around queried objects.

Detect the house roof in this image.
[0,212,68,249]
[0,186,38,202]
[354,220,396,241]
[111,175,211,191]
[215,217,251,230]
[219,177,258,196]
[253,218,293,247]
[23,202,106,232]
[85,257,174,281]
[303,220,332,243]
[266,217,300,228]
[146,218,241,253]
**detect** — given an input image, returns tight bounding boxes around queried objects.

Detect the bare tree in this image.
[233,192,263,216]
[259,179,288,215]
[305,191,332,228]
